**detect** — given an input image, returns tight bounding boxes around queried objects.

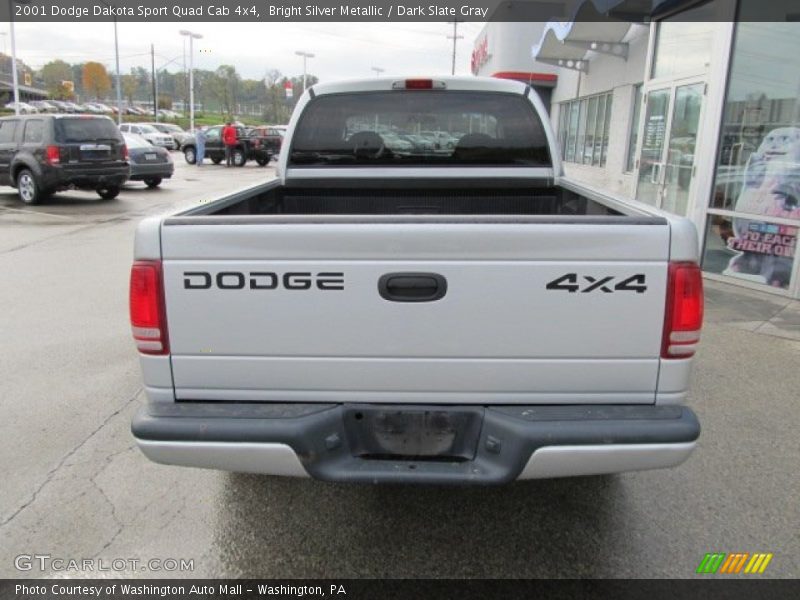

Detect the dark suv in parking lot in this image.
[182,124,271,167]
[0,114,129,204]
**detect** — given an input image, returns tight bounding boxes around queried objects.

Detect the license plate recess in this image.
[343,405,484,461]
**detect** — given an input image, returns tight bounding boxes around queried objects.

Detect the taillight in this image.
[122,144,129,161]
[662,262,704,359]
[129,260,169,355]
[46,145,60,165]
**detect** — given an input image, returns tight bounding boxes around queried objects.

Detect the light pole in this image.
[295,50,314,95]
[113,17,121,123]
[447,21,463,76]
[182,37,187,116]
[10,0,32,116]
[180,29,203,132]
[97,0,122,123]
[371,67,384,78]
[10,17,19,116]
[154,54,183,123]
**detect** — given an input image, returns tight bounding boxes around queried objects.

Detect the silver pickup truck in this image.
[129,77,703,484]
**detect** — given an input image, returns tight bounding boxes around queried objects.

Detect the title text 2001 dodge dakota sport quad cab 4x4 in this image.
[129,77,703,484]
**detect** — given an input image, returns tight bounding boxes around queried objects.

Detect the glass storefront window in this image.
[557,92,613,166]
[593,94,607,166]
[575,99,588,164]
[566,101,579,162]
[600,94,613,167]
[702,21,800,291]
[626,85,643,172]
[584,96,598,165]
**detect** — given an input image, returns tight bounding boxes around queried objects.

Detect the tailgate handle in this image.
[378,273,447,302]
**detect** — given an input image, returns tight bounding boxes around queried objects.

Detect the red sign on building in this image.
[471,36,489,75]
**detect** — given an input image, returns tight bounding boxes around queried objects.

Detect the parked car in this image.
[382,132,415,153]
[129,76,703,484]
[63,102,84,113]
[157,109,181,120]
[83,102,106,115]
[4,102,38,114]
[48,100,73,113]
[145,122,190,150]
[246,126,282,164]
[118,123,176,150]
[30,101,59,113]
[420,130,458,151]
[181,124,252,166]
[121,132,173,188]
[95,103,116,114]
[78,103,104,114]
[0,114,129,204]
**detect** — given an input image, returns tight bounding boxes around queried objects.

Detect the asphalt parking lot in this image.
[0,158,798,579]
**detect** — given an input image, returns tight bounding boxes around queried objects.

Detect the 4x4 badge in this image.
[545,273,647,293]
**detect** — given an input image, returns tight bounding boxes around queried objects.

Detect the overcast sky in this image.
[7,21,487,81]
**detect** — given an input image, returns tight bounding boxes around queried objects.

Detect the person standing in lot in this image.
[222,121,237,167]
[196,127,206,166]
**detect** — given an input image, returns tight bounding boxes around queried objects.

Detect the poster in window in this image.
[722,127,800,288]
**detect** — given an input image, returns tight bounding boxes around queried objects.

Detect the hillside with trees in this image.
[2,51,314,124]
[28,57,315,123]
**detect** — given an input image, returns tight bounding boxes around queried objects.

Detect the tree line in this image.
[11,55,317,123]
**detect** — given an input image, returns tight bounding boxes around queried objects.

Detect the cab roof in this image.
[310,76,530,97]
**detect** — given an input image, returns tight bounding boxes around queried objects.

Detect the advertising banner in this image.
[722,127,800,288]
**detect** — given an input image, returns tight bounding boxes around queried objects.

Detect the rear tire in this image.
[234,148,246,167]
[17,169,43,205]
[256,157,269,166]
[97,185,120,200]
[184,146,197,164]
[211,157,222,165]
[144,177,162,188]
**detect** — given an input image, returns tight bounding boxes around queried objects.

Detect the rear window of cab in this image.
[289,91,551,167]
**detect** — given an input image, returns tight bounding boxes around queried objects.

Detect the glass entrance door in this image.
[636,81,705,215]
[636,88,671,206]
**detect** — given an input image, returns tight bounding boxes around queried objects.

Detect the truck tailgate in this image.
[160,217,670,404]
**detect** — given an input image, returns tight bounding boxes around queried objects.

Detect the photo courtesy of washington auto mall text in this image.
[1,0,800,598]
[13,583,348,598]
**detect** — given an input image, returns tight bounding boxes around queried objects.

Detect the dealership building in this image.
[473,0,800,298]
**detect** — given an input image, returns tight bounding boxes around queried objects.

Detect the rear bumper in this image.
[247,148,271,161]
[129,162,174,180]
[132,403,700,484]
[41,164,129,190]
